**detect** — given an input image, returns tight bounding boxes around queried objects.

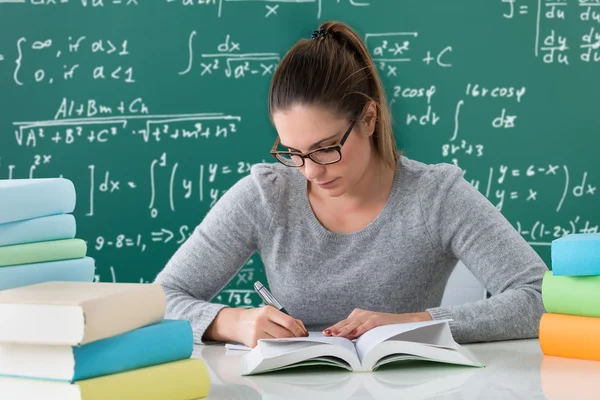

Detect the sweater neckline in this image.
[295,158,403,242]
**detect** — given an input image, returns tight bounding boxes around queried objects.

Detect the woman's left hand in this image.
[322,308,433,340]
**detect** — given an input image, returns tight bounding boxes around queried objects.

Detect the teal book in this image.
[0,214,76,247]
[0,319,193,382]
[551,233,600,276]
[0,257,95,291]
[0,178,76,225]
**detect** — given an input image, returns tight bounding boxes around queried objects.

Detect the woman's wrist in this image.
[204,307,245,343]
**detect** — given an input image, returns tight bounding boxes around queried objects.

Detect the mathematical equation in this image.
[11,98,241,146]
[145,153,266,217]
[502,0,600,64]
[2,0,370,20]
[516,216,598,245]
[364,32,454,77]
[166,0,370,19]
[0,35,135,86]
[391,84,526,131]
[4,0,139,7]
[179,33,280,79]
[465,164,596,214]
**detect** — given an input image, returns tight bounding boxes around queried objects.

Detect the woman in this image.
[154,21,548,348]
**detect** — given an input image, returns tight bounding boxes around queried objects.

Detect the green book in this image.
[0,239,87,267]
[542,270,600,318]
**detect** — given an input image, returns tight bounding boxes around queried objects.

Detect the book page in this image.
[354,320,453,363]
[257,332,358,356]
[226,332,357,356]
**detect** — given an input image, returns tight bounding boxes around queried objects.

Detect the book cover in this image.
[542,270,600,318]
[551,233,600,276]
[0,178,76,225]
[539,313,600,362]
[0,319,193,382]
[0,214,76,247]
[0,281,166,345]
[0,257,95,291]
[0,239,87,268]
[0,358,211,400]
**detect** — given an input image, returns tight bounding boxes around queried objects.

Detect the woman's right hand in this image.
[235,306,309,348]
[205,306,309,348]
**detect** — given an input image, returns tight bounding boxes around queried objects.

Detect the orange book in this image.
[539,313,600,361]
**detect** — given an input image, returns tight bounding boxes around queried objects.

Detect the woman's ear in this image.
[361,101,377,137]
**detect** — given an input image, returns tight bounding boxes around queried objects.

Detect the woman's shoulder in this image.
[398,155,465,188]
[227,162,298,204]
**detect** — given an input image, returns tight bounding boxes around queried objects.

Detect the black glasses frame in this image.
[270,120,357,167]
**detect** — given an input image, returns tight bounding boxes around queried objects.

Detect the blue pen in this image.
[254,281,289,315]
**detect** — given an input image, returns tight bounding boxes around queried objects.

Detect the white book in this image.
[233,319,484,375]
[0,281,166,345]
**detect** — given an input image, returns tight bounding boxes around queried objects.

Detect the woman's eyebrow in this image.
[280,132,340,151]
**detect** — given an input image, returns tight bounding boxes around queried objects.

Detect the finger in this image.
[349,319,378,340]
[266,307,307,337]
[296,319,309,336]
[334,319,363,338]
[249,331,275,348]
[324,319,353,336]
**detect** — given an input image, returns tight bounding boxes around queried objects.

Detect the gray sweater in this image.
[154,156,549,345]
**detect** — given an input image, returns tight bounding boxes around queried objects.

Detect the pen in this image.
[254,281,289,315]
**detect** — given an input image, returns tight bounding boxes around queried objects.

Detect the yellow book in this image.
[0,358,210,400]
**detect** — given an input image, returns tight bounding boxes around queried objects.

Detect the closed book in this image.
[0,257,95,291]
[0,239,87,267]
[0,281,166,345]
[0,319,193,382]
[551,233,600,276]
[0,358,210,400]
[0,178,76,225]
[539,313,600,362]
[542,271,600,318]
[0,214,76,247]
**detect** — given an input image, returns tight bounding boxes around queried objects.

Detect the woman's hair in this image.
[268,21,399,169]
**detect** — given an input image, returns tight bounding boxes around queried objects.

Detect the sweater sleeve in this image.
[153,164,281,344]
[421,163,549,343]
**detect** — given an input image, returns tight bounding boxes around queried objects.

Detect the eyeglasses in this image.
[270,120,357,167]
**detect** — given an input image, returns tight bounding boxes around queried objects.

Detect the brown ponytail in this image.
[268,21,399,170]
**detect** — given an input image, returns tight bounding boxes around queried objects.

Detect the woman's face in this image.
[272,103,375,198]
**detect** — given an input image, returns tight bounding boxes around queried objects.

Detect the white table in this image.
[192,339,600,399]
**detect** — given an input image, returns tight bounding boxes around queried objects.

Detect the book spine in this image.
[77,358,210,400]
[0,257,95,291]
[551,239,600,276]
[0,178,76,225]
[0,239,87,268]
[0,214,76,247]
[539,313,600,362]
[72,320,193,381]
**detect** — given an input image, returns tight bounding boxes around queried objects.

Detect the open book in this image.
[230,319,484,375]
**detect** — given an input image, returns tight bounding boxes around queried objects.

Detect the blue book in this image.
[551,233,600,276]
[0,319,193,382]
[0,214,76,247]
[0,257,95,290]
[0,178,76,224]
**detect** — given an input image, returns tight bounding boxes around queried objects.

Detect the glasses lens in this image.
[275,153,303,167]
[311,148,341,164]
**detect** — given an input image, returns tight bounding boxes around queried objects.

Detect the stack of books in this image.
[539,233,600,362]
[0,178,94,290]
[0,281,211,398]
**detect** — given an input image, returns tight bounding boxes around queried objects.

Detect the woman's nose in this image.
[302,158,324,181]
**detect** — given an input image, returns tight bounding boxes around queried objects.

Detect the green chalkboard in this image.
[1,0,598,310]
